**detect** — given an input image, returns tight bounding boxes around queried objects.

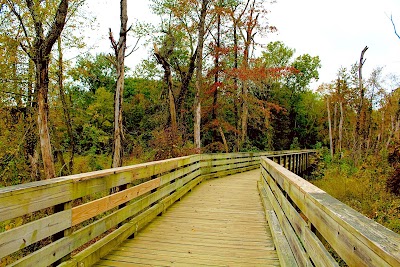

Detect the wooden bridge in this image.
[1,151,399,266]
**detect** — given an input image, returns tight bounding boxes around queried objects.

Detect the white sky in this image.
[84,0,400,89]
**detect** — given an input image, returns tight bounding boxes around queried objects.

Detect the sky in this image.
[84,0,400,89]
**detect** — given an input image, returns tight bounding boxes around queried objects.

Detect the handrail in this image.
[0,150,304,267]
[258,156,400,267]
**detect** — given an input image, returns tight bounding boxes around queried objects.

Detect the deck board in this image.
[94,169,280,266]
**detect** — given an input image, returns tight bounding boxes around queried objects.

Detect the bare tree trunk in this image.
[356,46,368,153]
[233,20,240,152]
[169,87,177,132]
[229,0,250,151]
[212,11,221,143]
[327,98,333,158]
[19,0,69,179]
[57,37,74,175]
[333,102,337,154]
[194,0,209,152]
[175,51,197,122]
[25,59,39,180]
[218,126,229,153]
[154,44,177,132]
[339,101,343,154]
[240,0,258,145]
[36,58,56,179]
[110,0,128,168]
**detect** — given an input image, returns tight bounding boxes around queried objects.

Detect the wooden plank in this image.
[107,249,278,265]
[0,210,71,259]
[159,163,200,186]
[209,160,258,173]
[71,178,161,226]
[94,169,279,267]
[206,157,257,167]
[201,165,258,180]
[261,157,400,267]
[261,168,338,267]
[257,182,297,267]
[10,174,202,267]
[59,177,203,267]
[0,155,200,222]
[260,173,312,267]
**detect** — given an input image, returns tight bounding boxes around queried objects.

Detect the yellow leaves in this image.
[3,217,24,231]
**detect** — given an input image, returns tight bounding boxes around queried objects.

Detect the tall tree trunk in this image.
[356,46,368,153]
[327,98,333,158]
[36,57,56,179]
[212,11,221,143]
[110,0,128,168]
[169,87,177,132]
[218,126,229,153]
[57,37,74,175]
[176,51,197,122]
[333,102,337,154]
[230,0,250,151]
[240,0,257,145]
[154,44,177,132]
[241,47,249,145]
[193,0,209,152]
[339,101,343,154]
[19,0,69,179]
[25,59,39,180]
[233,20,240,151]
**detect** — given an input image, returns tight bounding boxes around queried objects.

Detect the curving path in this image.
[94,169,279,267]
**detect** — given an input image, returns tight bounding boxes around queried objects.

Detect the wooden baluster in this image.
[53,201,73,265]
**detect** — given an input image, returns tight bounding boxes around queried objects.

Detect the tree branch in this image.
[6,0,33,52]
[25,0,44,39]
[389,14,400,39]
[125,36,141,58]
[44,0,69,55]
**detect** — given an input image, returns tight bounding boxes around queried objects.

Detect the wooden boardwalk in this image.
[94,169,279,266]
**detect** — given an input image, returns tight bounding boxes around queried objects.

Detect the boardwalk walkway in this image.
[94,169,279,266]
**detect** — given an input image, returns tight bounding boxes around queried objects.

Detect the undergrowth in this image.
[311,149,400,234]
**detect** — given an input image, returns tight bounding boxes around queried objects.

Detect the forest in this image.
[0,0,399,233]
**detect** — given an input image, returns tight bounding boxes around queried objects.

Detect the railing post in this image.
[283,155,287,169]
[53,201,73,265]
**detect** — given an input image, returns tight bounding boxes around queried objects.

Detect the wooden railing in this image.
[258,156,400,267]
[0,150,308,267]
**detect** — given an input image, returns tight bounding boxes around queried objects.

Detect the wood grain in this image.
[261,156,400,267]
[93,169,279,267]
[71,178,160,226]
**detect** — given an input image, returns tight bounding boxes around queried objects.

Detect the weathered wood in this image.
[0,155,200,222]
[94,169,279,267]
[201,165,258,180]
[258,182,297,267]
[0,210,71,259]
[60,176,203,267]
[260,171,312,267]
[261,157,400,267]
[261,167,338,267]
[2,150,319,266]
[9,173,202,267]
[71,178,161,226]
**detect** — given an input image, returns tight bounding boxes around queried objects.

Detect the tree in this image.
[194,0,210,151]
[6,0,69,179]
[109,0,129,168]
[153,32,177,132]
[356,46,369,154]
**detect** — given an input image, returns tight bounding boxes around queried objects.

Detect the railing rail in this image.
[258,156,400,267]
[0,150,306,267]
